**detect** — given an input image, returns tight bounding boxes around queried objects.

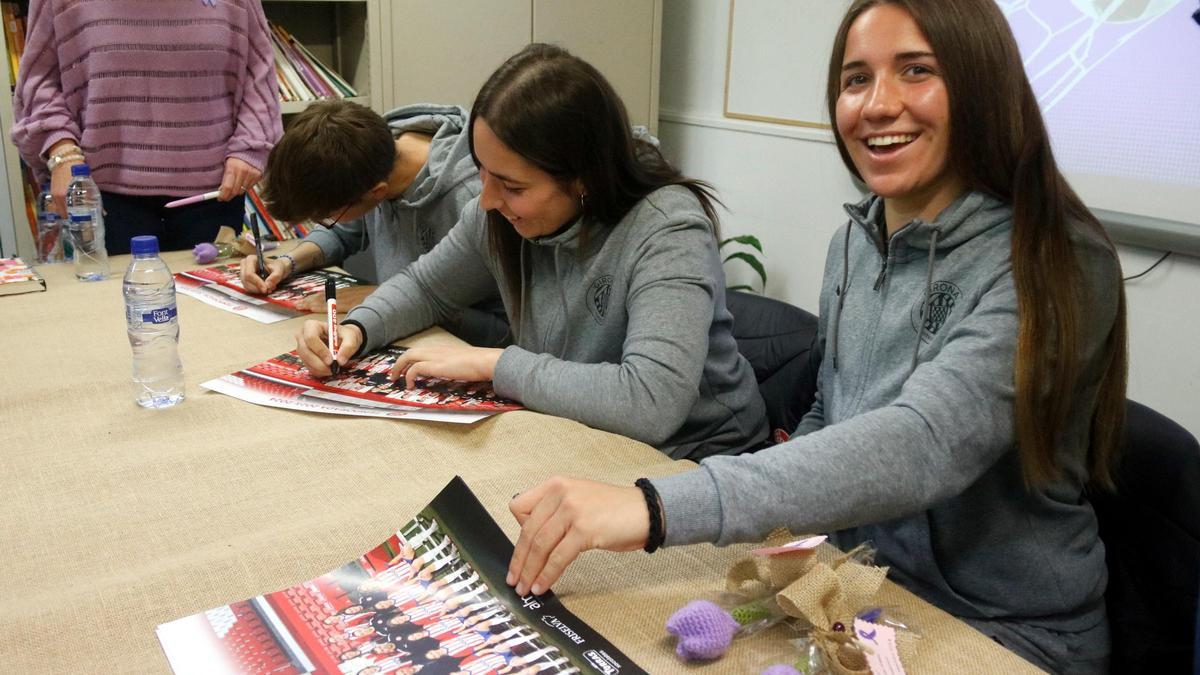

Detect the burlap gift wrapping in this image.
[727,528,918,675]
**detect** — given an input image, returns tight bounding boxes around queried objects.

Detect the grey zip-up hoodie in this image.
[344,185,769,459]
[304,104,506,345]
[653,191,1121,671]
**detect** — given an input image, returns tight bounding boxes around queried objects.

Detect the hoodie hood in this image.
[842,190,1011,255]
[383,104,477,209]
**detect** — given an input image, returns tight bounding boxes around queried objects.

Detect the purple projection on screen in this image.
[998,1,1200,190]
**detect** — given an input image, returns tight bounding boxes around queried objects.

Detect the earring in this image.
[579,193,587,210]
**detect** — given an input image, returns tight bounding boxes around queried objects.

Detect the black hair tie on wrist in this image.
[635,478,665,554]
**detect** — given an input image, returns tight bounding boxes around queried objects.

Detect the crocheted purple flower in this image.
[666,600,741,661]
[761,665,802,675]
[192,242,218,264]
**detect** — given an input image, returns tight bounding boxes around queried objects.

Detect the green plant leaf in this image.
[723,251,767,289]
[719,235,764,253]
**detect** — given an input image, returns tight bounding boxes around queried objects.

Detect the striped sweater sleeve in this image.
[226,0,282,171]
[10,0,79,183]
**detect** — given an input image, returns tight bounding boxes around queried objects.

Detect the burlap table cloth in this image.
[0,251,1040,673]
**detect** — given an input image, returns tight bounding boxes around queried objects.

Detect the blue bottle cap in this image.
[130,235,160,255]
[69,213,92,222]
[70,163,91,177]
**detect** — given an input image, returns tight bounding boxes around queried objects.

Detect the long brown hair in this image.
[826,0,1128,489]
[469,43,721,318]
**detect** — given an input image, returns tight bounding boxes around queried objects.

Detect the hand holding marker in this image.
[326,278,340,376]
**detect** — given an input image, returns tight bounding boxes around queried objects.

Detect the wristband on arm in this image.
[273,252,297,277]
[47,143,81,159]
[635,478,666,553]
[47,153,84,171]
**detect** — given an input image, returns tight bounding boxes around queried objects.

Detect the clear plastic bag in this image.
[757,607,922,674]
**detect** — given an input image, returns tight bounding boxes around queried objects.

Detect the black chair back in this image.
[725,290,820,443]
[1093,400,1200,672]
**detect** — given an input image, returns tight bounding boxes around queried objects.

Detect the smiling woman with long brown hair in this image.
[507,2,1128,671]
[293,43,768,461]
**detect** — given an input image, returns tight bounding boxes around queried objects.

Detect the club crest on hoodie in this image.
[912,280,962,343]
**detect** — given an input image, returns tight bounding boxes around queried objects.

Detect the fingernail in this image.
[505,572,514,585]
[531,584,543,595]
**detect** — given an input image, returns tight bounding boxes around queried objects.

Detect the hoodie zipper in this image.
[872,220,891,292]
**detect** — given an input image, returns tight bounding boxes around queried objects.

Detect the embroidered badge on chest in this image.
[587,274,614,324]
[417,226,434,253]
[911,280,962,342]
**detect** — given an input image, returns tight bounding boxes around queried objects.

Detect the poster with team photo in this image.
[157,477,644,675]
[178,263,366,313]
[200,371,493,425]
[175,274,297,324]
[244,349,522,413]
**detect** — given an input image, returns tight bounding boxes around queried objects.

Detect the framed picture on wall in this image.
[723,0,850,129]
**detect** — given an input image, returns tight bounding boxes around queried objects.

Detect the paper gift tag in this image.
[854,617,906,675]
[751,534,827,556]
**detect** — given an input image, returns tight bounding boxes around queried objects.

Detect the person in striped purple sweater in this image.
[11,0,283,255]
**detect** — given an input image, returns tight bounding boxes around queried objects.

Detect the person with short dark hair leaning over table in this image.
[293,43,768,461]
[241,101,510,347]
[507,2,1128,673]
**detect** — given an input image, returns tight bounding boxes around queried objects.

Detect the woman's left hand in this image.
[390,345,504,388]
[218,157,262,201]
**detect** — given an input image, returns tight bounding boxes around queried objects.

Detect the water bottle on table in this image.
[123,235,185,409]
[65,163,109,281]
[35,183,64,264]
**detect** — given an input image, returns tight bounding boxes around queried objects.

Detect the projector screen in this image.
[999,1,1200,231]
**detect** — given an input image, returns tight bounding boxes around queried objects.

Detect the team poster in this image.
[243,349,522,413]
[157,478,643,675]
[178,263,366,312]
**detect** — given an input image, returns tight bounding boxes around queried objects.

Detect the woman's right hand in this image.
[50,159,83,218]
[296,319,363,376]
[240,254,290,294]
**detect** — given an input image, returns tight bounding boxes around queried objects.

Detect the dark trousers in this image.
[102,192,243,255]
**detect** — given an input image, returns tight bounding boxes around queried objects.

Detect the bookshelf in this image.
[0,0,28,258]
[262,0,382,114]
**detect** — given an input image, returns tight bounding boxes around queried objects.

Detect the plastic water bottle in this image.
[123,235,185,408]
[65,163,109,280]
[35,183,64,264]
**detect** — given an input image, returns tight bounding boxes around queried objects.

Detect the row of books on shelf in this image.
[1,2,24,88]
[270,20,359,103]
[245,184,311,242]
[2,2,357,104]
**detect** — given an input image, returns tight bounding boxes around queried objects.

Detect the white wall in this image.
[657,0,1200,437]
